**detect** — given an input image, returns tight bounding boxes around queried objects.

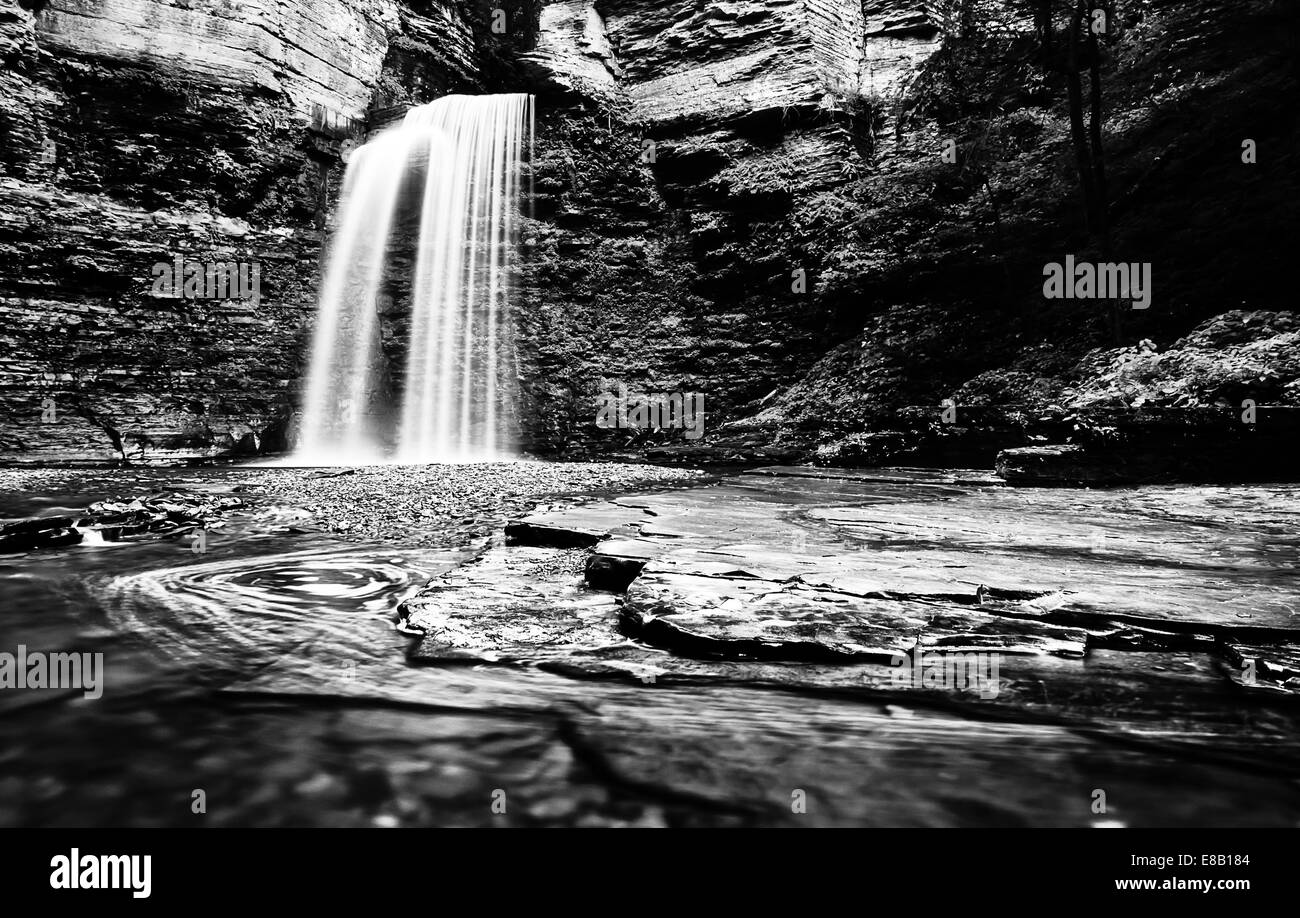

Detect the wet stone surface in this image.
[3,463,1299,826]
[405,465,1300,824]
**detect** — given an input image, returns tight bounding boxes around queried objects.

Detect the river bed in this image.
[1,463,1297,827]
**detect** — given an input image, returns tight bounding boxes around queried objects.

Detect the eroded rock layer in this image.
[400,466,1300,800]
[4,0,1296,465]
[0,0,486,461]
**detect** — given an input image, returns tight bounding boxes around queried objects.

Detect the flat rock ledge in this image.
[995,445,1177,487]
[622,566,1090,661]
[402,465,1300,775]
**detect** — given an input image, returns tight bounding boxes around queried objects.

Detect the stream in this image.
[2,466,1298,827]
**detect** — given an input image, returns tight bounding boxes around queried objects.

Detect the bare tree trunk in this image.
[1066,1,1097,232]
[1035,0,1054,65]
[1087,20,1109,246]
[1087,6,1117,343]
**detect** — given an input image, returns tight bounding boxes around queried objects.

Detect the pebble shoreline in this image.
[240,461,705,547]
[0,461,706,549]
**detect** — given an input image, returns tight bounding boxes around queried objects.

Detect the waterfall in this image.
[296,93,534,464]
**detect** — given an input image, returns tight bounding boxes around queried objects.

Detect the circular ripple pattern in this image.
[96,545,462,685]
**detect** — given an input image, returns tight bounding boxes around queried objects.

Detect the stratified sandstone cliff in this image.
[3,0,938,462]
[0,0,485,461]
[517,0,1299,468]
[2,0,1295,466]
[514,0,941,457]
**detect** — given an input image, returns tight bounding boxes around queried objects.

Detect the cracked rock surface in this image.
[399,465,1300,824]
[6,464,1300,826]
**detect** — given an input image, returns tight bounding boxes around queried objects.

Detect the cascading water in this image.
[296,94,533,463]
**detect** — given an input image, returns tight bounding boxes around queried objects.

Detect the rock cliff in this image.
[515,0,937,457]
[0,0,485,461]
[1,0,1295,468]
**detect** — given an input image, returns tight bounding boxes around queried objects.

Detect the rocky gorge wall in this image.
[2,0,1295,470]
[517,0,1300,471]
[0,0,489,461]
[1,0,942,463]
[514,0,942,458]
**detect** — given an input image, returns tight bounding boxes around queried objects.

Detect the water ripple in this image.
[95,545,464,683]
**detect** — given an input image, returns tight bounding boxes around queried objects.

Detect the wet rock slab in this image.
[0,492,243,553]
[12,463,1299,827]
[505,511,622,548]
[405,466,1300,725]
[622,567,1088,661]
[0,516,82,552]
[995,444,1171,486]
[401,546,625,665]
[1221,642,1300,695]
[363,464,1300,825]
[801,485,1300,639]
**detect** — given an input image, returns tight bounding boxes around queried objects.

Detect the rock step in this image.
[621,566,1090,662]
[0,515,83,553]
[0,492,243,553]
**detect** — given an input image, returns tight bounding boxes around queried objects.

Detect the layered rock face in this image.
[4,0,921,461]
[0,0,484,461]
[514,0,1297,468]
[685,0,1300,471]
[515,0,938,457]
[8,0,1288,468]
